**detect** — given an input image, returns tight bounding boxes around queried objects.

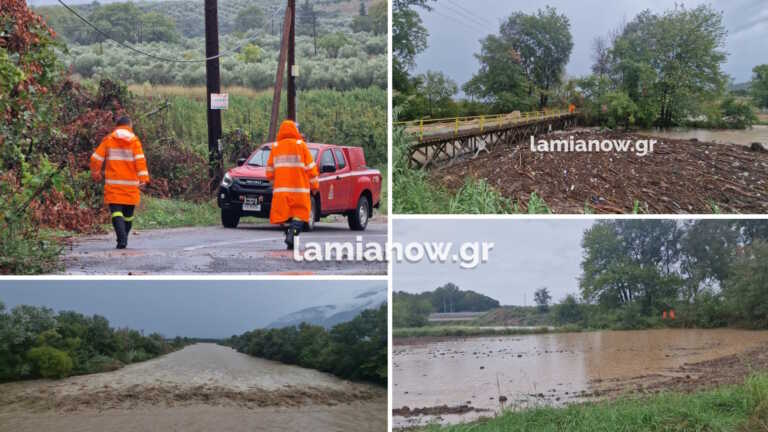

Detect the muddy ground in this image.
[432,129,768,214]
[0,343,386,432]
[392,330,768,428]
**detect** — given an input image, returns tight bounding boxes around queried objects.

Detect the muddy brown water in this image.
[638,125,768,147]
[0,343,386,432]
[393,329,768,427]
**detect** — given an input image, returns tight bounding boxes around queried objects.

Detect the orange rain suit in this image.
[90,126,150,205]
[266,121,319,224]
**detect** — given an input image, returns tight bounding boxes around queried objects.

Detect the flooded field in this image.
[0,343,386,432]
[393,329,768,427]
[638,125,768,147]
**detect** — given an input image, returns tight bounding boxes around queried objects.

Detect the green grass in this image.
[416,374,768,432]
[132,196,221,229]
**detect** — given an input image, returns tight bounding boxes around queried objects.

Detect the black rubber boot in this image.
[124,221,132,247]
[112,216,127,249]
[285,223,294,250]
[285,220,304,250]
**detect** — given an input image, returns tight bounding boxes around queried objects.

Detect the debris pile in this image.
[433,130,768,213]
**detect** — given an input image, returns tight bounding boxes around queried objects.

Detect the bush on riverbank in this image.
[417,374,768,432]
[0,301,191,381]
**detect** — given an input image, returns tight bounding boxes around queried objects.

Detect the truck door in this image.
[333,148,354,210]
[318,149,341,212]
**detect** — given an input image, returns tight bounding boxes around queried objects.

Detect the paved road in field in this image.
[60,222,387,275]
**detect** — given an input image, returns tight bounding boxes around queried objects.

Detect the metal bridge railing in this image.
[394,109,577,141]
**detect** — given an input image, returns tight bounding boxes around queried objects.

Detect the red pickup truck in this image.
[217,143,382,231]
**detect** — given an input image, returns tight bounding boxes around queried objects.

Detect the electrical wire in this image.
[431,8,487,34]
[444,0,494,29]
[56,0,268,63]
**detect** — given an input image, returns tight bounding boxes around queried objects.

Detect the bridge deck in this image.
[399,110,579,168]
[398,110,577,145]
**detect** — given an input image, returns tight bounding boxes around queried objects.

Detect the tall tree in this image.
[580,220,682,313]
[392,0,433,92]
[533,287,552,313]
[234,5,266,34]
[752,64,768,109]
[417,70,458,117]
[466,6,572,110]
[610,5,727,127]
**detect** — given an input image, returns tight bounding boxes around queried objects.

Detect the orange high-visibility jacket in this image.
[90,126,150,205]
[266,121,319,224]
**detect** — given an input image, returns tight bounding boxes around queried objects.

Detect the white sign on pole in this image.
[211,93,229,110]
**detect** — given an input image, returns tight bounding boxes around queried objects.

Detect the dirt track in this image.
[432,129,768,214]
[0,343,386,432]
[60,222,387,275]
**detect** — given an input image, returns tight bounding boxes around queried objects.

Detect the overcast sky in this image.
[394,219,594,306]
[416,0,768,90]
[0,280,385,339]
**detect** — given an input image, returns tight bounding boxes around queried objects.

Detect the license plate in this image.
[242,196,262,212]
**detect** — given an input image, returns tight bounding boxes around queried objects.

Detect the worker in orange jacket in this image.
[266,120,319,250]
[90,116,150,249]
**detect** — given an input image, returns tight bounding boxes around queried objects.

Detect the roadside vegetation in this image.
[392,123,550,214]
[416,374,768,432]
[1,1,385,274]
[394,220,768,338]
[222,304,386,385]
[0,300,192,381]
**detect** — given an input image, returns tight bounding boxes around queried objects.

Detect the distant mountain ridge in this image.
[267,287,386,329]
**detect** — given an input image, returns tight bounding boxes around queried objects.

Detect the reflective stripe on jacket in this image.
[266,121,319,224]
[90,126,150,205]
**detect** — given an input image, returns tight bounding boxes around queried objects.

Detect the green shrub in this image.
[26,346,73,379]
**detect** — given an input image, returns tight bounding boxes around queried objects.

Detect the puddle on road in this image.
[393,329,768,427]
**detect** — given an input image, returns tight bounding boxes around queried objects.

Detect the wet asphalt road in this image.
[60,222,387,275]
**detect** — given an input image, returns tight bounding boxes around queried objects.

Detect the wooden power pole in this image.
[268,0,297,142]
[204,0,223,190]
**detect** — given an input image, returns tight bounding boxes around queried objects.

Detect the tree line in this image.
[393,283,500,327]
[570,220,768,329]
[221,304,386,385]
[0,301,191,381]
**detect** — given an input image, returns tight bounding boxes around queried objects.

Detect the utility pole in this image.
[287,0,296,122]
[205,0,223,191]
[312,10,317,55]
[267,0,296,142]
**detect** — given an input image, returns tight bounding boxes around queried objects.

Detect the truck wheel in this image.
[305,196,317,232]
[348,195,370,231]
[221,209,240,228]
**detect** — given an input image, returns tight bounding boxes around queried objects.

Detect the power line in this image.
[56,0,259,63]
[441,1,491,30]
[431,8,487,34]
[444,0,493,29]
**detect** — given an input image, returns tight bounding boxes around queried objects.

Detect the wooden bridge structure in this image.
[396,110,579,169]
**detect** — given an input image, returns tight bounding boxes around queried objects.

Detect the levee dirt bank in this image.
[432,129,768,213]
[0,343,386,432]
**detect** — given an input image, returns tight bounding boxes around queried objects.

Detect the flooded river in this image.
[638,125,768,146]
[393,329,768,427]
[0,343,386,432]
